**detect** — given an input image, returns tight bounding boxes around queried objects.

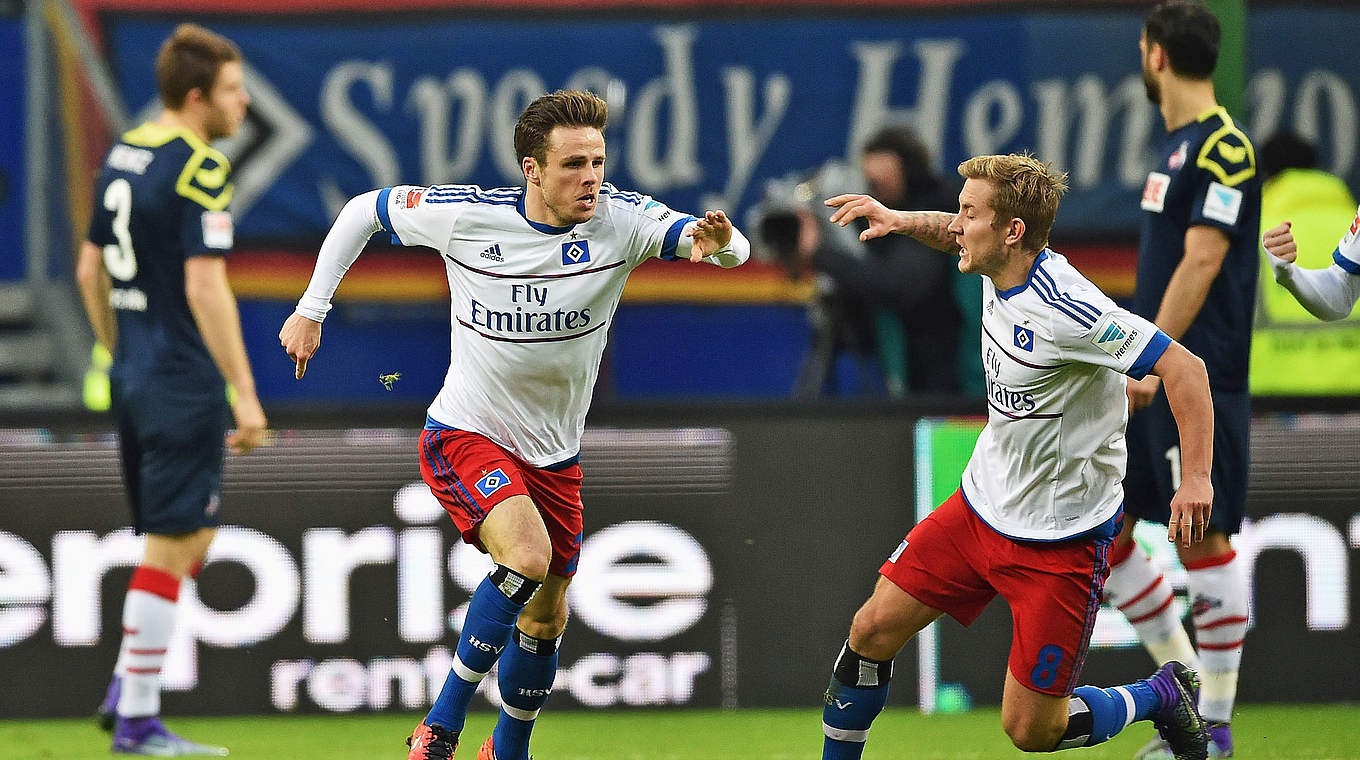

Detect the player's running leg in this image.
[1037,662,1206,759]
[410,496,547,760]
[483,575,568,760]
[1103,529,1200,669]
[822,578,941,760]
[110,530,228,756]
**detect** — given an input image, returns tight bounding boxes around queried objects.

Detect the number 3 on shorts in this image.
[1030,644,1064,690]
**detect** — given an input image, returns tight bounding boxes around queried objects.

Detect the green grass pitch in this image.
[3,704,1357,759]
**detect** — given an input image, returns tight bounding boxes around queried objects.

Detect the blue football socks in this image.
[822,641,893,760]
[425,567,539,732]
[1056,681,1159,749]
[492,628,561,760]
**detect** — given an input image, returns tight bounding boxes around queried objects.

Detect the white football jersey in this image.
[378,182,708,467]
[1332,205,1360,274]
[962,250,1171,541]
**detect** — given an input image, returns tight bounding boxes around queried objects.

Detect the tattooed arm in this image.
[824,194,959,254]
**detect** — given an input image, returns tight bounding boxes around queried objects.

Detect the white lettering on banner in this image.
[0,532,50,646]
[303,527,396,643]
[268,647,710,712]
[302,27,1357,229]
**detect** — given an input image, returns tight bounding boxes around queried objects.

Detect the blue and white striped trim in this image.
[823,723,870,743]
[1029,267,1101,328]
[423,184,521,206]
[601,183,646,205]
[1333,247,1360,276]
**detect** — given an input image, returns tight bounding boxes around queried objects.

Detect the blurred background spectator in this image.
[1251,130,1360,395]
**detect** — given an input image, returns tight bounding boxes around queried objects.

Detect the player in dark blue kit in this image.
[76,24,266,756]
[1104,4,1259,758]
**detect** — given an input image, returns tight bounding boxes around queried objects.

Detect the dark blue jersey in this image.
[86,123,235,399]
[1134,106,1260,392]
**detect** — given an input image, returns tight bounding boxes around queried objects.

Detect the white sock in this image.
[1186,550,1248,723]
[1104,542,1199,669]
[115,566,181,718]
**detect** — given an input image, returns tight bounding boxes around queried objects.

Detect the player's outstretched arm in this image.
[824,194,959,253]
[281,189,387,377]
[1152,341,1213,547]
[185,255,267,454]
[1263,221,1360,321]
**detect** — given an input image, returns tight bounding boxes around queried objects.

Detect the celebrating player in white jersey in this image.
[817,154,1215,760]
[278,89,748,760]
[1262,209,1360,320]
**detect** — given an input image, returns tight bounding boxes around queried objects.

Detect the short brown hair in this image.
[155,24,242,110]
[514,90,609,166]
[957,153,1069,251]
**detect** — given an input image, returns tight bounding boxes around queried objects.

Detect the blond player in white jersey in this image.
[278,90,747,760]
[1262,208,1360,320]
[817,154,1216,760]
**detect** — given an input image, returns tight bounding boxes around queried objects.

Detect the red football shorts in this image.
[880,489,1111,696]
[419,428,584,577]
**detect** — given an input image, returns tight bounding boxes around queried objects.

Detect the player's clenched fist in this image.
[1262,221,1297,263]
[279,312,322,380]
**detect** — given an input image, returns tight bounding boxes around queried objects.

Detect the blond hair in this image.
[957,154,1069,251]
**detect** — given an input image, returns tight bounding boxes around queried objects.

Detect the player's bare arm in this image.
[75,240,118,350]
[279,313,323,379]
[686,210,734,262]
[1262,221,1297,263]
[824,194,959,253]
[185,255,267,454]
[1151,341,1214,547]
[1127,225,1230,412]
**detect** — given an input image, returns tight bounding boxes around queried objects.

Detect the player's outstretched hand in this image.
[227,392,268,455]
[825,193,899,242]
[686,210,734,262]
[1168,474,1212,548]
[1262,221,1297,263]
[279,312,322,380]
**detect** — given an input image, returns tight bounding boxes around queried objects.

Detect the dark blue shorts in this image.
[112,381,229,535]
[1124,387,1249,534]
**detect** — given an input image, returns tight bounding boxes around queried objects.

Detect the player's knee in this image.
[498,546,551,582]
[848,602,897,659]
[1001,712,1064,752]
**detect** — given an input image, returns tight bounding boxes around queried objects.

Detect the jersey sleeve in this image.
[1051,279,1171,379]
[603,186,699,266]
[1330,205,1360,274]
[178,146,235,258]
[376,185,463,250]
[1188,128,1257,238]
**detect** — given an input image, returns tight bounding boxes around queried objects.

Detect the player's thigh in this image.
[997,538,1109,697]
[879,489,995,628]
[523,463,584,578]
[418,429,548,560]
[121,389,229,535]
[848,576,945,660]
[142,527,217,577]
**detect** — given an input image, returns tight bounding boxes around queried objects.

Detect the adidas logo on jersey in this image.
[481,243,504,262]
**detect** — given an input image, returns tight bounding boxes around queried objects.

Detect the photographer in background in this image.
[773,127,967,397]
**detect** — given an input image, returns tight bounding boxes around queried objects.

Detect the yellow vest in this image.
[1251,169,1360,395]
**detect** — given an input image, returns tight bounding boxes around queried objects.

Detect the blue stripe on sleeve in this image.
[1332,247,1360,275]
[376,187,401,245]
[659,216,700,261]
[1128,329,1172,379]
